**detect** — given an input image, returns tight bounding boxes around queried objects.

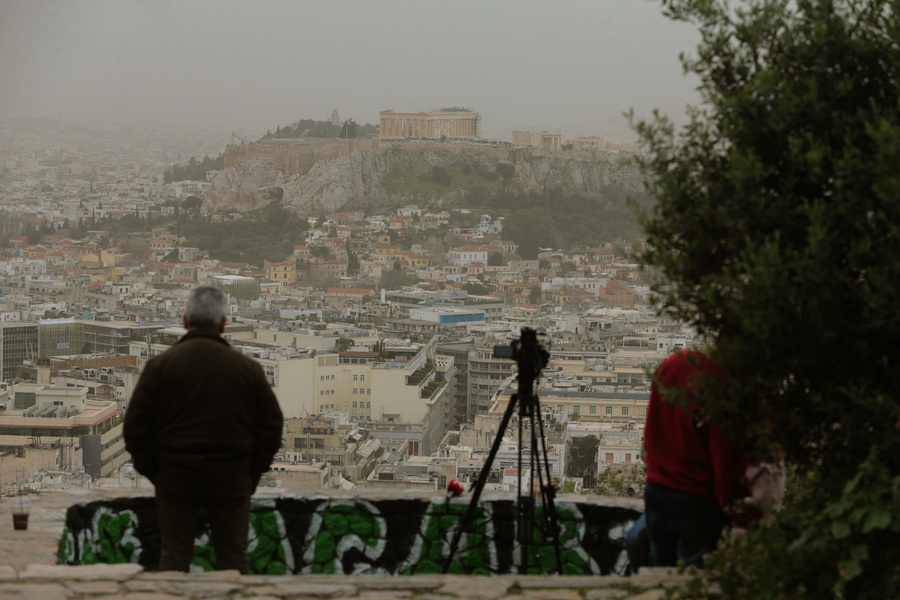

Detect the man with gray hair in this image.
[124,286,284,573]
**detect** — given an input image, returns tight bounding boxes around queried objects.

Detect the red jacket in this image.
[644,350,749,516]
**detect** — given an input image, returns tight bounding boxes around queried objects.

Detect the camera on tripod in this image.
[445,325,563,574]
[493,327,549,397]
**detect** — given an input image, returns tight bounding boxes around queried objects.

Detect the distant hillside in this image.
[260,118,379,141]
[277,143,644,213]
[205,141,649,252]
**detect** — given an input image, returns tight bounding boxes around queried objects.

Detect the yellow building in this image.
[260,281,283,297]
[265,259,296,283]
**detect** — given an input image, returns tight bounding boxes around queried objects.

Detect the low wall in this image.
[58,491,641,576]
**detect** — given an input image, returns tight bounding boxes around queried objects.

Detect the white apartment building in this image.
[447,247,488,267]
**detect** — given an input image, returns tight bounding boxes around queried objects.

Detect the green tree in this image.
[635,1,900,597]
[567,435,598,488]
[347,249,360,276]
[488,251,504,266]
[528,285,542,305]
[430,165,452,186]
[183,195,202,217]
[310,246,332,260]
[496,162,515,182]
[335,337,354,352]
[461,282,487,296]
[502,207,554,259]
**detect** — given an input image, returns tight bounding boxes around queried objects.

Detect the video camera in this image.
[493,327,549,399]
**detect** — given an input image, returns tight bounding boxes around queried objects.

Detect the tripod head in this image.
[494,327,549,402]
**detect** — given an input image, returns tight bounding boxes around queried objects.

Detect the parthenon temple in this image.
[379,109,481,139]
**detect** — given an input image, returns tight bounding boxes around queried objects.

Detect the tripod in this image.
[444,327,563,574]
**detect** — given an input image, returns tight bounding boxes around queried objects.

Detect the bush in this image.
[636,1,900,597]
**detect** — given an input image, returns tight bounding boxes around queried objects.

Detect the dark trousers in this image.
[644,482,731,567]
[155,490,251,573]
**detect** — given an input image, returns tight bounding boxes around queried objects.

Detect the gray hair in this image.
[185,286,227,330]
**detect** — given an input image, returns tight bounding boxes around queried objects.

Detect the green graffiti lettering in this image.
[248,505,291,575]
[402,499,492,575]
[303,501,386,574]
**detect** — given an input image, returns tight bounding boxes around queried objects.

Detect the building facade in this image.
[0,323,39,382]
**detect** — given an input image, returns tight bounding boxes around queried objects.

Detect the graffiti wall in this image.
[58,495,641,575]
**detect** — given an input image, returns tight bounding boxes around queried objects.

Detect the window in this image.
[573,405,580,414]
[622,407,629,416]
[625,454,632,464]
[366,402,371,408]
[353,402,357,408]
[360,375,365,382]
[353,388,358,394]
[319,390,324,396]
[589,406,596,415]
[367,389,371,394]
[353,375,358,382]
[605,453,614,464]
[606,406,612,415]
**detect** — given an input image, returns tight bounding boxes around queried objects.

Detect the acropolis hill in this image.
[210,138,643,216]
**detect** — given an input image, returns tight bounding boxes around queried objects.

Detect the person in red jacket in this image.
[643,349,750,567]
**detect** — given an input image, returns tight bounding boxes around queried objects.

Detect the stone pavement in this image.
[0,489,690,600]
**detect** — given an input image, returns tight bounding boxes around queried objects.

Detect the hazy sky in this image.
[0,0,702,139]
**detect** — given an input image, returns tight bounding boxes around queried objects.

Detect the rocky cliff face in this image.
[206,144,644,215]
[205,158,285,213]
[281,149,393,215]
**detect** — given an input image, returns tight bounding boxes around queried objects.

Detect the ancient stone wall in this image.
[224,139,375,177]
[58,493,640,576]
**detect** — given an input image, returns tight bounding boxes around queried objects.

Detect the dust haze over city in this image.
[0,0,705,548]
[0,0,700,137]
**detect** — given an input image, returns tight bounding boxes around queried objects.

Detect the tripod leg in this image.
[533,400,563,572]
[443,393,519,573]
[518,396,531,574]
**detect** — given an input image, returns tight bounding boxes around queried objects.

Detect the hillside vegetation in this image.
[374,157,649,256]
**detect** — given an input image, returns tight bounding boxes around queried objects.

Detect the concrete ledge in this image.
[0,490,688,600]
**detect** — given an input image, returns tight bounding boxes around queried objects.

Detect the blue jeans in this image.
[644,482,731,567]
[625,513,650,574]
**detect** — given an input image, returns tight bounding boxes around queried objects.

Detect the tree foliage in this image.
[567,435,598,486]
[636,1,900,597]
[178,201,305,266]
[473,186,652,258]
[163,153,224,183]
